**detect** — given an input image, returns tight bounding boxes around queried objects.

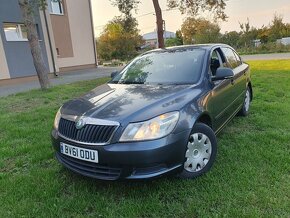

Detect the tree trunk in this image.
[152,0,164,48]
[19,0,50,89]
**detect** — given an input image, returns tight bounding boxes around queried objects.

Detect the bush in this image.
[237,42,290,55]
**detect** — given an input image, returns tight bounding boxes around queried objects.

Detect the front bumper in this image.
[51,128,191,180]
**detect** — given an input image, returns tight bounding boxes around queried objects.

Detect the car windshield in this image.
[110,48,206,85]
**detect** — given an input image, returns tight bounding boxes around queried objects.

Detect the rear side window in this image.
[233,51,242,66]
[221,47,239,69]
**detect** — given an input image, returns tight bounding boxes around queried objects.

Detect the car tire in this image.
[238,86,251,117]
[178,123,217,179]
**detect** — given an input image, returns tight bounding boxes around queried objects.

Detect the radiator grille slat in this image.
[58,118,117,144]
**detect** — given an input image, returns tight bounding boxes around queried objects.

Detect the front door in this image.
[207,48,237,132]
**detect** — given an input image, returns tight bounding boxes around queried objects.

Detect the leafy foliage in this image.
[165,37,182,47]
[167,0,227,20]
[229,14,290,49]
[178,13,290,54]
[220,31,240,48]
[112,0,227,49]
[111,0,140,32]
[165,30,183,47]
[181,17,221,44]
[18,0,47,12]
[111,0,139,16]
[237,42,290,55]
[97,17,143,61]
[101,0,143,59]
[268,14,290,42]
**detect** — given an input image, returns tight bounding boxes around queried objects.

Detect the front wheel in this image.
[178,123,217,179]
[238,86,251,116]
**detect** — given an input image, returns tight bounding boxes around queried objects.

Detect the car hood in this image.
[61,83,201,123]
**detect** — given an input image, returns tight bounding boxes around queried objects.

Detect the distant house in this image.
[0,0,97,81]
[253,39,261,47]
[280,37,290,45]
[142,30,176,48]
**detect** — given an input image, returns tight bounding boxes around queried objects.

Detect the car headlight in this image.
[54,108,62,129]
[120,111,180,141]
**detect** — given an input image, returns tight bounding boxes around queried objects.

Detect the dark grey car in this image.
[51,44,252,180]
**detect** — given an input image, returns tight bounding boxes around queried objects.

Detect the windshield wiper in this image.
[119,81,144,84]
[108,81,118,84]
[156,82,194,85]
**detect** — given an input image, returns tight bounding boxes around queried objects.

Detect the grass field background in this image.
[0,60,289,217]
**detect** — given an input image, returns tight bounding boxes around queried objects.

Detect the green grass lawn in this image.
[0,61,290,217]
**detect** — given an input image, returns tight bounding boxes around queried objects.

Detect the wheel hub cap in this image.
[184,133,212,172]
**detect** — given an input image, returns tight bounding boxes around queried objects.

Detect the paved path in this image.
[0,66,122,97]
[241,52,290,61]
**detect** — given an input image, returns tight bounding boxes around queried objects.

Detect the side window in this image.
[210,50,221,76]
[233,51,242,66]
[221,47,239,69]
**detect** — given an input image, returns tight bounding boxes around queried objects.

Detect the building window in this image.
[3,23,28,41]
[56,48,60,56]
[49,0,64,15]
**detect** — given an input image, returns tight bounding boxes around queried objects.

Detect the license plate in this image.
[60,142,98,163]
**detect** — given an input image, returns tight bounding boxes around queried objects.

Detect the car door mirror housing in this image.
[212,68,234,81]
[111,71,119,78]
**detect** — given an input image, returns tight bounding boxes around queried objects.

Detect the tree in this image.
[221,31,240,48]
[238,18,259,47]
[181,17,221,44]
[257,26,270,44]
[165,37,182,47]
[97,17,143,61]
[18,0,50,89]
[239,18,251,35]
[176,30,183,45]
[269,14,287,41]
[282,23,290,38]
[112,0,227,48]
[152,0,165,48]
[111,0,140,32]
[180,17,197,44]
[165,30,183,47]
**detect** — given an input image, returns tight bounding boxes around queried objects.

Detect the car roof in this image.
[145,44,230,54]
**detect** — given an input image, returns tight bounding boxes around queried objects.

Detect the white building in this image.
[142,30,176,48]
[280,37,290,45]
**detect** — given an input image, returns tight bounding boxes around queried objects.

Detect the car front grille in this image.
[58,118,117,144]
[56,152,121,180]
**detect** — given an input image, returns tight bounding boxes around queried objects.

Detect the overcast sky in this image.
[91,0,290,37]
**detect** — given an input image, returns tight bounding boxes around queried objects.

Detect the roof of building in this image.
[143,31,176,40]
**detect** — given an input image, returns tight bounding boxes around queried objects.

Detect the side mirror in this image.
[111,71,119,78]
[212,68,234,81]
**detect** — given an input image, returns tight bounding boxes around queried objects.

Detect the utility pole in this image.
[155,19,166,48]
[152,0,164,48]
[163,20,166,46]
[156,21,159,48]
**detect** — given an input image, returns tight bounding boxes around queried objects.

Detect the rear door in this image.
[221,47,248,114]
